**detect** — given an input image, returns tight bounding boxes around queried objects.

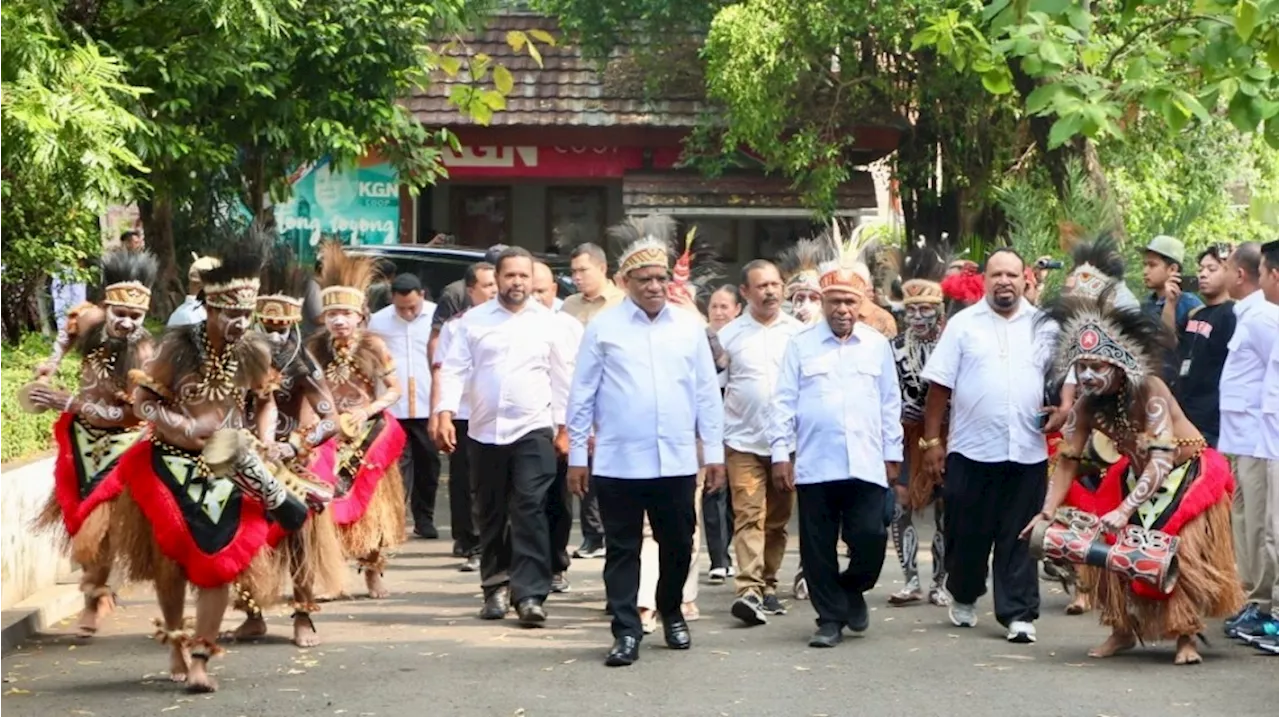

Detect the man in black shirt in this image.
[1174,243,1237,447]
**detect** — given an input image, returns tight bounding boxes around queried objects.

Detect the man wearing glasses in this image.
[1173,243,1237,448]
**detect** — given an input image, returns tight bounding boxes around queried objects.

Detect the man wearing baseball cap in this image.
[1141,234,1203,332]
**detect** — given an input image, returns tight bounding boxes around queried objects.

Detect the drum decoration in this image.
[17,382,49,414]
[1029,507,1180,595]
[202,428,333,530]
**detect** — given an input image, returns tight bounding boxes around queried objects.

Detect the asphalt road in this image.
[4,492,1277,717]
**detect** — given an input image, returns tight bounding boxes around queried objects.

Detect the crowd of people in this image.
[22,219,1279,693]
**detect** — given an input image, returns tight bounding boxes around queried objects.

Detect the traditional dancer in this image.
[28,249,157,635]
[777,237,832,326]
[1028,289,1242,665]
[308,241,406,598]
[113,241,311,692]
[224,244,346,646]
[888,246,951,607]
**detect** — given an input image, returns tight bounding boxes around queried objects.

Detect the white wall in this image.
[1,458,76,609]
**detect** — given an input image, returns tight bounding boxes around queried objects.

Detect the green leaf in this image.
[479,89,507,111]
[469,102,494,126]
[982,0,1012,22]
[982,70,1014,94]
[527,41,543,68]
[1266,35,1279,71]
[1065,6,1092,33]
[1265,114,1279,149]
[1048,114,1083,148]
[1172,90,1213,122]
[437,54,463,77]
[1228,90,1263,131]
[528,28,557,46]
[506,30,527,52]
[1030,0,1070,15]
[1025,83,1062,114]
[1235,0,1258,41]
[1038,41,1068,67]
[493,64,514,94]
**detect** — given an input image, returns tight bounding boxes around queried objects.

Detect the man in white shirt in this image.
[532,260,584,593]
[566,236,726,667]
[429,262,497,571]
[367,274,440,539]
[165,255,217,328]
[1257,239,1280,651]
[1220,242,1280,638]
[718,260,803,626]
[435,248,574,627]
[769,259,902,648]
[919,248,1056,644]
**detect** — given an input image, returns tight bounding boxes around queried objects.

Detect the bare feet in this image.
[167,645,191,683]
[77,593,114,636]
[184,657,218,694]
[1088,630,1137,658]
[293,613,320,648]
[219,614,268,642]
[364,570,389,599]
[1173,635,1203,665]
[1065,594,1090,615]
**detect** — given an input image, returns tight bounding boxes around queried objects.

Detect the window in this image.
[450,186,511,247]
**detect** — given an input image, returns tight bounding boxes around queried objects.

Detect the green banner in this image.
[276,157,400,263]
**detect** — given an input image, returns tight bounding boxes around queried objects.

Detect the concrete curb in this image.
[1,580,84,655]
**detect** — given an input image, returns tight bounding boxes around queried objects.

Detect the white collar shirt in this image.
[718,311,805,456]
[919,298,1056,465]
[435,298,573,446]
[368,301,436,419]
[567,298,725,478]
[769,321,904,486]
[1219,290,1279,457]
[433,316,470,421]
[1261,339,1279,461]
[166,296,206,328]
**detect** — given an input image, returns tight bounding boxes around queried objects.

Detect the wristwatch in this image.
[918,436,942,450]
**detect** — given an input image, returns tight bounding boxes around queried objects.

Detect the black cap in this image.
[483,244,509,265]
[390,273,423,294]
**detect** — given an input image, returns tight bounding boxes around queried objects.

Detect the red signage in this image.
[441,145,682,179]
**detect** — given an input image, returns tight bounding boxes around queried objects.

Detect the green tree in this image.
[1,1,148,341]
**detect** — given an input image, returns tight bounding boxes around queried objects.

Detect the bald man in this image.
[534,262,584,591]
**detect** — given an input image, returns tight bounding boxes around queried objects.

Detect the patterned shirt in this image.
[892,333,937,425]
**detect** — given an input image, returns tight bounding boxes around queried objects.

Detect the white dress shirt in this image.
[166,296,206,328]
[434,316,470,421]
[1261,339,1279,461]
[567,298,725,478]
[718,311,805,456]
[920,298,1056,465]
[367,301,436,420]
[1219,290,1279,458]
[769,321,904,486]
[436,298,573,446]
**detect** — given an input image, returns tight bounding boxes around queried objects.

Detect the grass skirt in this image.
[1094,496,1242,640]
[338,463,406,559]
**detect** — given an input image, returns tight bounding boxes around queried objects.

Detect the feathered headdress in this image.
[777,238,833,298]
[317,240,378,313]
[900,242,947,306]
[201,238,265,311]
[101,249,159,312]
[1038,287,1174,390]
[257,240,310,327]
[1065,233,1126,302]
[850,220,902,305]
[813,219,871,298]
[941,260,984,307]
[609,214,721,303]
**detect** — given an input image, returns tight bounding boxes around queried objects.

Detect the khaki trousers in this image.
[639,469,702,609]
[1230,455,1279,612]
[727,448,793,598]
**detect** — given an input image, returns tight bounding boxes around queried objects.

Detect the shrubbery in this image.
[1,333,82,463]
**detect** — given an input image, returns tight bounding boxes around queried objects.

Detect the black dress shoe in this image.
[516,598,547,627]
[458,555,480,573]
[605,636,641,666]
[479,591,509,620]
[847,591,869,633]
[414,524,439,539]
[809,622,843,648]
[451,541,468,558]
[550,572,570,593]
[662,615,691,650]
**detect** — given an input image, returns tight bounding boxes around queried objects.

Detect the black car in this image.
[348,245,576,304]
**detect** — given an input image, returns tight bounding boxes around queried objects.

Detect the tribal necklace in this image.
[194,323,240,402]
[85,346,117,382]
[325,332,364,386]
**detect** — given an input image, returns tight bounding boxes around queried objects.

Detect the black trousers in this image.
[702,487,734,569]
[797,479,892,628]
[398,418,441,533]
[547,454,572,572]
[468,427,557,603]
[596,475,696,639]
[942,454,1046,626]
[579,468,605,544]
[448,419,479,554]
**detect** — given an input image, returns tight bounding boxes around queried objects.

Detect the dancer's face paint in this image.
[789,289,822,324]
[904,303,940,338]
[1077,359,1118,395]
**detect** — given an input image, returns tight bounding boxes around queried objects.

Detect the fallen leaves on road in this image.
[561,659,576,664]
[160,706,181,713]
[991,654,1034,661]
[794,666,810,671]
[4,688,30,696]
[710,650,730,656]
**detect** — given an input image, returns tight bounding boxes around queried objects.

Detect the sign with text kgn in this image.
[276,156,400,254]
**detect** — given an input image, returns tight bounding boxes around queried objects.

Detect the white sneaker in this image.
[1006,620,1037,643]
[708,567,728,584]
[949,602,978,627]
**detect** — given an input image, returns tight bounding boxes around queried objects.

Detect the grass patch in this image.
[1,333,82,463]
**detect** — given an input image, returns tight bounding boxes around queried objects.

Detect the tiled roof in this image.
[407,13,706,128]
[623,172,878,211]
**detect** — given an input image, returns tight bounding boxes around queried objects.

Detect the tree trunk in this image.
[140,195,181,318]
